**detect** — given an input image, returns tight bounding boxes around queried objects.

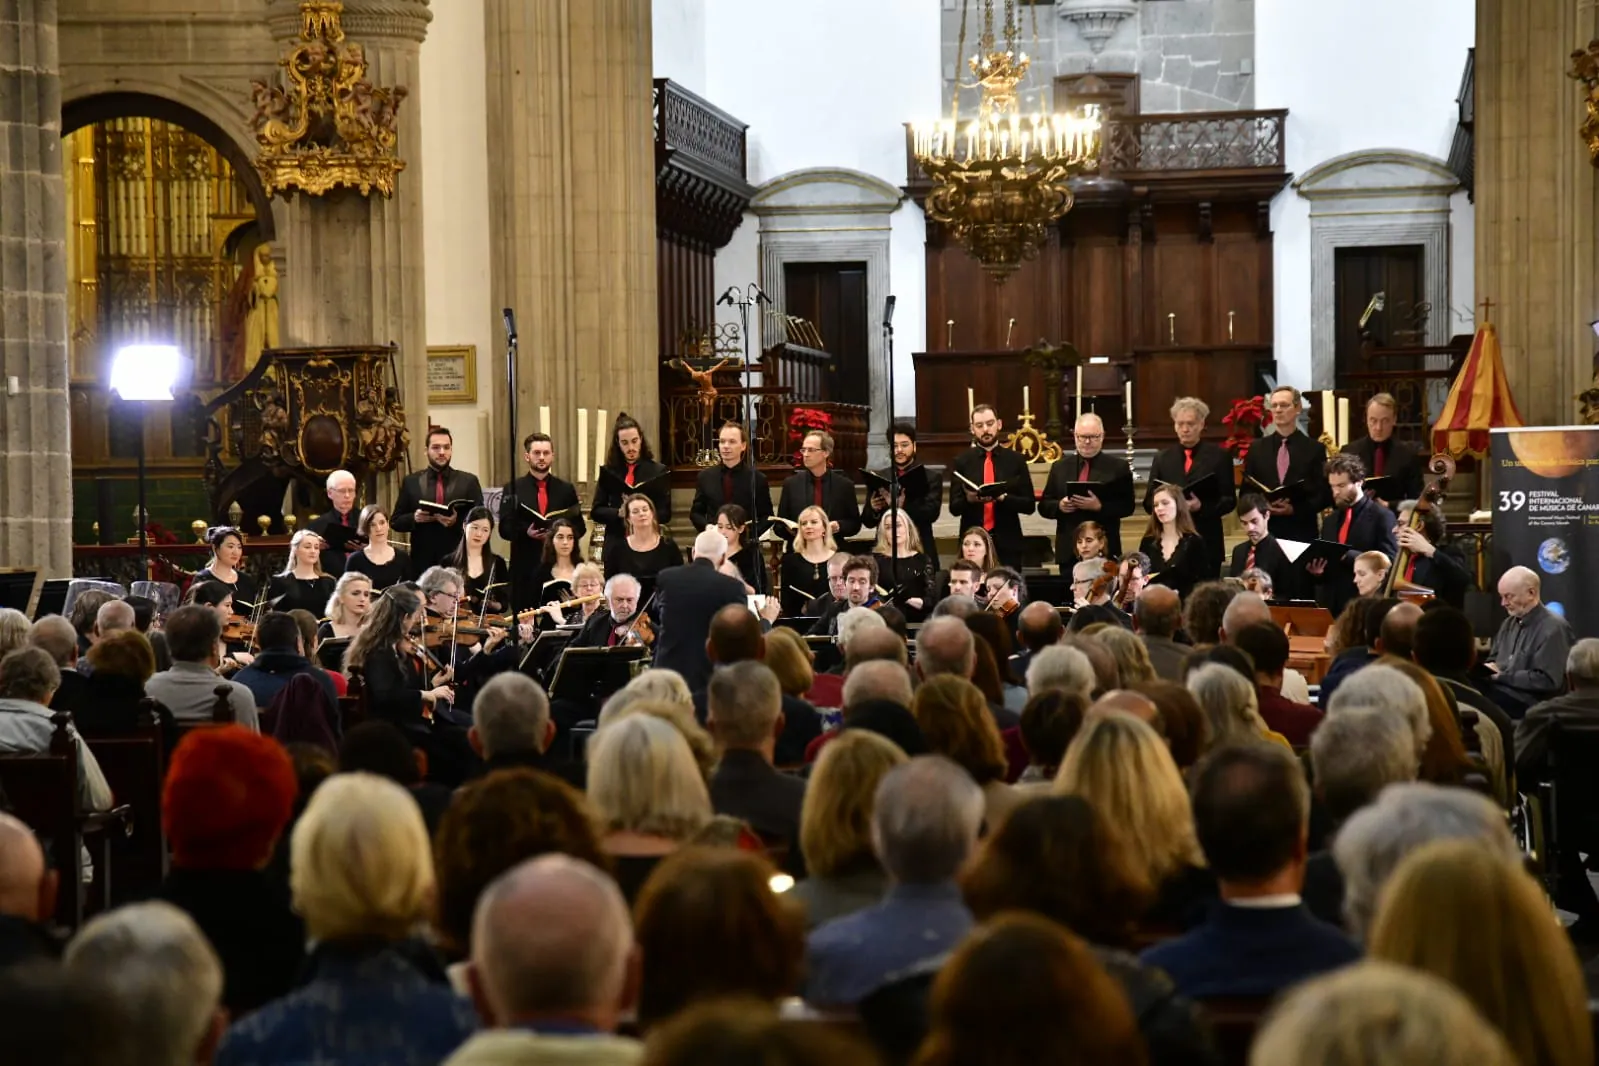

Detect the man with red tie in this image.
[1340,392,1424,509]
[590,413,671,568]
[777,430,861,540]
[948,404,1036,569]
[1040,412,1136,563]
[1144,396,1236,578]
[500,431,587,612]
[390,426,484,573]
[307,468,362,576]
[689,421,774,534]
[1241,385,1331,544]
[1228,494,1301,600]
[1307,453,1397,616]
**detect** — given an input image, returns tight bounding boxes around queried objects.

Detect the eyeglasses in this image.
[799,446,824,453]
[1075,433,1103,442]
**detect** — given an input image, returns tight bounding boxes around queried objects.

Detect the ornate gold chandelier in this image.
[913,0,1102,282]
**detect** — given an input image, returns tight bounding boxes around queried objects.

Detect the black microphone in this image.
[502,308,518,342]
[883,294,896,328]
[751,284,773,305]
[716,287,739,307]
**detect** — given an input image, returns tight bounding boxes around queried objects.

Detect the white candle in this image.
[1337,397,1350,449]
[1125,379,1133,420]
[967,388,975,415]
[1023,385,1030,412]
[1321,391,1334,439]
[577,408,588,483]
[1075,368,1083,421]
[538,406,550,436]
[596,408,608,478]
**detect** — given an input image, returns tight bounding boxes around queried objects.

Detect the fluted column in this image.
[0,0,72,575]
[1476,0,1599,426]
[483,0,659,486]
[268,0,432,467]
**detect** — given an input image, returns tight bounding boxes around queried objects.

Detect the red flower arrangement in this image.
[1221,395,1265,458]
[787,407,834,467]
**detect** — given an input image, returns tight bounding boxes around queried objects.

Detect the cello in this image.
[1382,454,1456,604]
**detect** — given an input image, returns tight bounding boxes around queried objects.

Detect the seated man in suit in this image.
[654,529,771,692]
[705,660,807,866]
[692,605,820,767]
[572,573,645,650]
[1228,494,1300,600]
[1485,565,1574,718]
[1142,743,1359,998]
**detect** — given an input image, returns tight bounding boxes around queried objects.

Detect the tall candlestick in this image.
[947,319,955,348]
[1023,385,1030,412]
[539,406,550,436]
[1337,397,1350,450]
[1167,313,1177,345]
[967,388,975,415]
[596,408,608,479]
[577,408,588,483]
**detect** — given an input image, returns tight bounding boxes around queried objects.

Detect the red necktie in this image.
[625,463,636,488]
[342,509,351,527]
[813,474,825,508]
[537,479,549,516]
[982,451,996,529]
[1404,556,1418,582]
[1373,442,1387,477]
[435,470,446,505]
[1183,449,1193,475]
[1277,438,1291,483]
[1337,508,1353,544]
[1078,459,1091,482]
[1245,545,1256,570]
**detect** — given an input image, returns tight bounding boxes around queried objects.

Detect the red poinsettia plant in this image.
[1221,395,1266,458]
[787,407,834,467]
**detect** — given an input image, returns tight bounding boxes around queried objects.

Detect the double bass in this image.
[1382,454,1456,604]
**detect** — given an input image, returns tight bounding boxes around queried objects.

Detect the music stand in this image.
[517,628,576,684]
[0,570,42,617]
[548,646,648,706]
[35,579,71,620]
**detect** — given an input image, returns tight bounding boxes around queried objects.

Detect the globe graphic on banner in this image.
[1538,538,1571,575]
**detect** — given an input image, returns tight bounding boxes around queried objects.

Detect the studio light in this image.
[110,343,184,578]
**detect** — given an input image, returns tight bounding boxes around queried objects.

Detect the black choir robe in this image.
[1314,496,1399,617]
[1144,440,1236,577]
[590,458,672,567]
[1039,452,1137,563]
[389,464,484,573]
[777,468,862,540]
[1240,429,1331,544]
[307,508,361,578]
[862,462,945,569]
[1341,435,1425,507]
[1229,534,1303,602]
[689,461,774,532]
[947,444,1036,570]
[499,474,585,610]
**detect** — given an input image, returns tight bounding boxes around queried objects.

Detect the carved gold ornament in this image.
[250,0,408,198]
[1569,40,1599,165]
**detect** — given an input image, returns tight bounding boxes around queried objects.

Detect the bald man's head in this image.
[93,600,135,643]
[1133,586,1182,639]
[706,605,764,666]
[1377,601,1424,659]
[845,625,908,669]
[1017,601,1065,652]
[0,813,55,923]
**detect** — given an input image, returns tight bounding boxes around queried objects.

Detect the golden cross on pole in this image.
[1479,296,1496,323]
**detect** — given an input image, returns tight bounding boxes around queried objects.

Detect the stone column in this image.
[483,0,659,486]
[0,0,72,575]
[268,0,432,469]
[1476,0,1599,426]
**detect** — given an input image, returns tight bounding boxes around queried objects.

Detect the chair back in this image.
[80,700,166,904]
[0,712,83,927]
[1198,996,1274,1066]
[341,668,369,733]
[211,684,236,723]
[1536,715,1599,899]
[267,672,338,754]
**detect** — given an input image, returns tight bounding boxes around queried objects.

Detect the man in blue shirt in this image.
[805,755,984,1009]
[1142,742,1359,999]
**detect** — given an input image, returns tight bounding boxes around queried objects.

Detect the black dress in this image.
[266,573,336,617]
[873,552,934,622]
[1140,532,1210,604]
[458,552,509,613]
[780,551,833,617]
[343,547,412,590]
[608,536,684,585]
[191,567,260,611]
[726,546,763,591]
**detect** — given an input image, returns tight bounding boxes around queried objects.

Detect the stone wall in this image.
[939,0,1254,114]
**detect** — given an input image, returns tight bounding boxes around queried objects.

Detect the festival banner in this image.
[1490,427,1599,639]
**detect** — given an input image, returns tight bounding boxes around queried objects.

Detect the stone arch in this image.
[1295,149,1461,387]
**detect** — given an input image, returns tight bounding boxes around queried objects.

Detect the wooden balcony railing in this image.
[653,79,747,181]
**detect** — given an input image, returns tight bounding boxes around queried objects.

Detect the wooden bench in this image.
[1273,605,1335,685]
[80,699,168,906]
[1198,996,1274,1066]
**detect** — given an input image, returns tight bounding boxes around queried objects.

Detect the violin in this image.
[621,612,655,647]
[221,615,256,643]
[418,622,494,649]
[986,593,1020,617]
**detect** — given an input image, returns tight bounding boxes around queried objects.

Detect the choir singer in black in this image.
[1241,386,1330,544]
[1229,494,1301,601]
[863,420,943,569]
[1307,453,1397,617]
[948,404,1036,569]
[390,426,483,573]
[1144,397,1234,577]
[1340,392,1423,509]
[777,429,860,539]
[690,421,774,533]
[1040,412,1135,563]
[500,431,585,612]
[591,412,671,568]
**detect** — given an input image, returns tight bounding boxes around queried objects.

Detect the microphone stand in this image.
[502,308,521,649]
[883,295,900,599]
[729,283,770,596]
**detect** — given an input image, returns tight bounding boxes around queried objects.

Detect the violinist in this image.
[872,509,933,621]
[607,494,683,586]
[981,567,1024,620]
[573,572,646,648]
[342,586,476,785]
[1116,552,1152,612]
[1070,559,1119,610]
[186,579,254,669]
[537,562,606,629]
[780,506,836,617]
[417,566,509,717]
[1139,483,1209,603]
[192,527,259,619]
[266,530,335,617]
[444,506,508,613]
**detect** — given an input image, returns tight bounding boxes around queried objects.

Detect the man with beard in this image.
[573,573,646,648]
[863,421,944,568]
[690,421,774,535]
[808,555,882,637]
[1041,412,1136,563]
[1241,386,1330,544]
[500,432,585,611]
[1340,392,1423,509]
[390,426,483,573]
[1144,397,1235,577]
[948,404,1036,568]
[1228,494,1301,601]
[590,413,671,568]
[1306,453,1396,617]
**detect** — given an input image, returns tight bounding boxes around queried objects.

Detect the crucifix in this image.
[1479,296,1496,323]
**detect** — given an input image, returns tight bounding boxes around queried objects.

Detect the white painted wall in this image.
[418,0,494,479]
[1256,0,1474,386]
[651,0,707,98]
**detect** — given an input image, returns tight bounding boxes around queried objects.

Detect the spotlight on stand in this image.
[109,344,183,580]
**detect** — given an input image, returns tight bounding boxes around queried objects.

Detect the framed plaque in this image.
[427,345,477,404]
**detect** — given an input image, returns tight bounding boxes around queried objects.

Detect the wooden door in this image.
[783,262,869,405]
[1334,245,1424,382]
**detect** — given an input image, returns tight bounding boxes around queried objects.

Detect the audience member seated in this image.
[1015,688,1088,787]
[79,629,174,736]
[157,726,305,1018]
[1229,622,1321,745]
[339,721,456,836]
[1133,586,1188,682]
[1056,713,1215,929]
[1302,707,1417,926]
[452,855,641,1066]
[1415,604,1515,770]
[1094,626,1156,689]
[27,615,90,718]
[1331,782,1520,939]
[0,812,58,967]
[917,914,1147,1066]
[467,673,582,789]
[67,589,117,658]
[763,627,828,753]
[965,612,1028,713]
[692,606,821,767]
[1315,596,1393,709]
[0,610,29,662]
[1218,591,1312,703]
[1380,657,1482,795]
[1062,635,1120,697]
[81,600,136,673]
[0,647,113,810]
[1182,581,1239,647]
[633,848,805,1032]
[1186,661,1288,750]
[806,756,982,1010]
[705,662,806,859]
[144,605,259,730]
[1367,840,1591,1066]
[232,611,339,710]
[1014,600,1064,678]
[587,713,714,902]
[911,675,1021,831]
[800,660,926,765]
[433,769,607,970]
[1131,681,1208,770]
[0,959,126,1066]
[642,1000,876,1066]
[1024,644,1095,702]
[216,772,477,1066]
[962,795,1218,1065]
[1515,636,1599,786]
[63,902,226,1066]
[791,731,906,929]
[124,594,173,672]
[600,669,695,724]
[1324,663,1430,771]
[1250,962,1518,1066]
[1143,743,1358,998]
[915,617,1017,730]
